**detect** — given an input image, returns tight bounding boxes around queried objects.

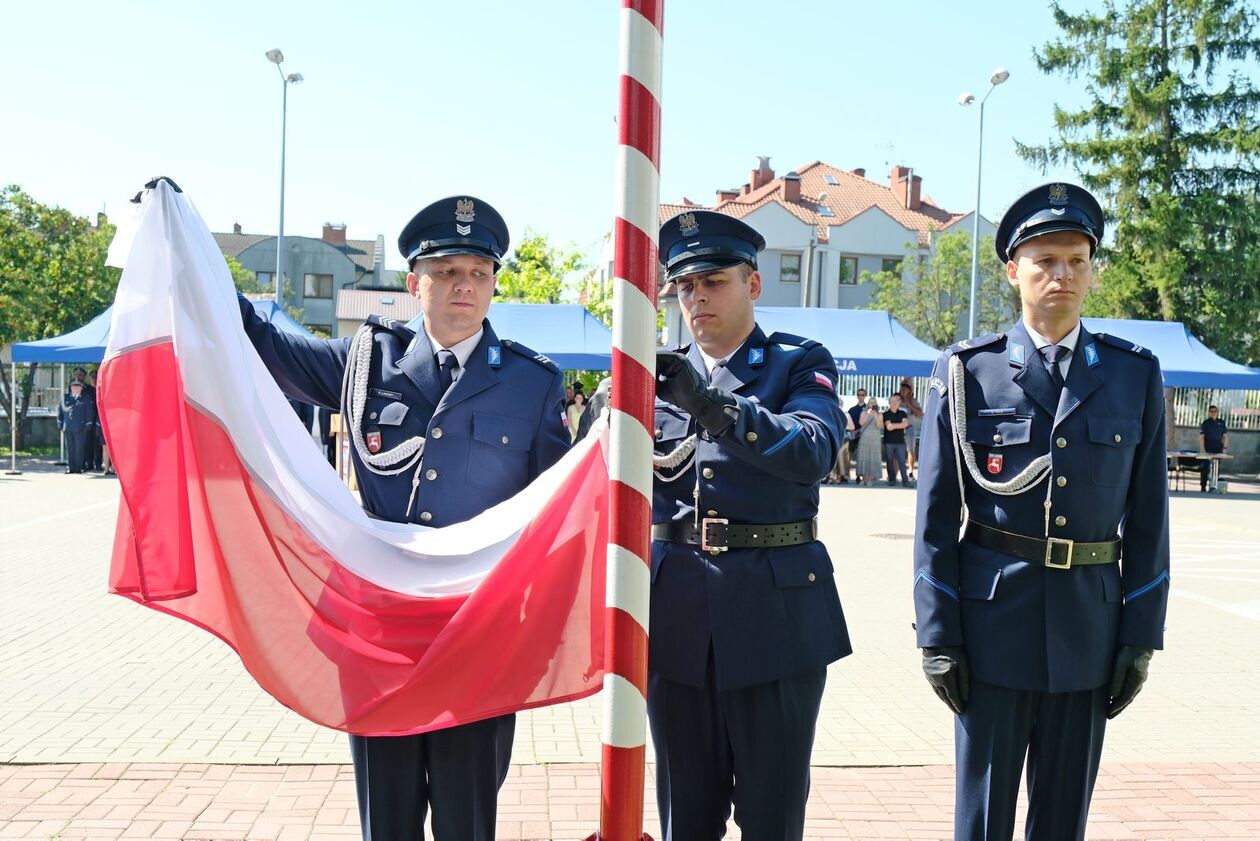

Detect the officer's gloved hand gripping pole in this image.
[922,646,969,714]
[1107,645,1154,719]
[655,351,738,437]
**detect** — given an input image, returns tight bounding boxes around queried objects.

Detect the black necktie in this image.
[437,350,458,394]
[1040,345,1070,391]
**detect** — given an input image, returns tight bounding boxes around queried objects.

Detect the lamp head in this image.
[265,48,284,64]
[990,67,1010,85]
[287,73,304,83]
[958,92,976,106]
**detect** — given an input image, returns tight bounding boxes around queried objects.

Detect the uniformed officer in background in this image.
[912,183,1170,840]
[237,196,569,841]
[60,379,96,473]
[650,210,852,840]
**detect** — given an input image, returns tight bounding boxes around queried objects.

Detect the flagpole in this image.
[589,2,662,839]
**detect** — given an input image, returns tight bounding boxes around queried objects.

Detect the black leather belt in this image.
[651,518,817,553]
[964,521,1119,570]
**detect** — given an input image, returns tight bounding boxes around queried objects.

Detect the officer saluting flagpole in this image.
[589,2,663,840]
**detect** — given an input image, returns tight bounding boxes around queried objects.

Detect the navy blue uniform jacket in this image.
[238,297,569,527]
[913,322,1171,693]
[651,325,852,691]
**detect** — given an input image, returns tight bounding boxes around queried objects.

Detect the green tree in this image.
[0,185,118,448]
[1018,0,1260,365]
[227,257,261,292]
[495,231,584,304]
[863,231,1019,348]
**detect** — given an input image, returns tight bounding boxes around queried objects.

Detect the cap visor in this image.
[412,245,501,265]
[667,256,747,281]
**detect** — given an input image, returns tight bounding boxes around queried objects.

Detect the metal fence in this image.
[1171,388,1260,431]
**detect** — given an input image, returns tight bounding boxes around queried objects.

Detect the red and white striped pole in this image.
[589,2,662,840]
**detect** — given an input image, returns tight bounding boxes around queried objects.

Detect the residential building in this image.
[213,223,391,336]
[656,158,995,346]
[335,288,422,339]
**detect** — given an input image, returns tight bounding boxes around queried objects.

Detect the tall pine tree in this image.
[1018,0,1260,365]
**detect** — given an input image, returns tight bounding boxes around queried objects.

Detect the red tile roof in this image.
[659,161,968,246]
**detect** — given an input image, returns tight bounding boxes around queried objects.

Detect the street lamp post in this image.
[266,49,303,310]
[959,66,1009,339]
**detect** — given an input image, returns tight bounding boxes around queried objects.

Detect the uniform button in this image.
[501,435,510,445]
[655,428,663,440]
[706,509,718,516]
[807,572,816,583]
[369,412,378,420]
[993,434,1003,443]
[1056,476,1067,487]
[425,469,438,481]
[431,427,443,439]
[1056,437,1067,449]
[745,432,758,442]
[420,511,432,522]
[1114,434,1122,443]
[708,547,722,556]
[1055,515,1067,527]
[702,467,714,479]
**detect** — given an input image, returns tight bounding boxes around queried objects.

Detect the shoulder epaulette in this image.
[767,331,820,350]
[1093,332,1154,359]
[946,332,1004,355]
[364,314,415,342]
[501,338,560,373]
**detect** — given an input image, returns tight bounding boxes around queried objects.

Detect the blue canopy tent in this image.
[751,307,940,376]
[6,301,314,471]
[12,299,314,364]
[407,302,613,370]
[1081,318,1260,389]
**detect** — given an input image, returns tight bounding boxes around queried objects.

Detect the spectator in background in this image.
[85,370,104,471]
[564,384,574,404]
[576,377,610,443]
[847,388,868,481]
[566,391,587,443]
[855,396,884,486]
[1198,405,1228,492]
[882,394,911,487]
[899,380,924,479]
[828,405,857,484]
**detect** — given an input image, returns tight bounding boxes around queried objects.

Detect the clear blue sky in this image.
[2,1,1084,272]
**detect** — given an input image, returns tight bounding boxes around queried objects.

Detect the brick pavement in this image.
[3,459,1259,838]
[2,761,1259,840]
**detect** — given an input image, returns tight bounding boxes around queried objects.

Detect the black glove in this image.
[922,646,969,714]
[655,351,739,437]
[1107,645,1153,719]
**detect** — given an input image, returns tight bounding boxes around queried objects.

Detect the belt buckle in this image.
[700,517,729,554]
[1045,537,1074,569]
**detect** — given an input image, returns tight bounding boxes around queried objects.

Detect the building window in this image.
[839,256,858,285]
[304,273,334,299]
[881,258,902,275]
[256,270,274,287]
[780,252,802,283]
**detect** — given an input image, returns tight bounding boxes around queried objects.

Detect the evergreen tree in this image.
[1018,0,1260,365]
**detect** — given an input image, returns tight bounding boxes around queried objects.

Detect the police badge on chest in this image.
[366,430,382,454]
[987,453,1003,474]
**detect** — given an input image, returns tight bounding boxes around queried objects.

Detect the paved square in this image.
[2,460,1258,837]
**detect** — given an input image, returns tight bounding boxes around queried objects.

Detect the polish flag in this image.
[97,180,608,736]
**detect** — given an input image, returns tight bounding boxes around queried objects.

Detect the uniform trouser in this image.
[648,664,827,841]
[955,679,1108,841]
[65,431,86,472]
[87,425,102,469]
[348,713,514,841]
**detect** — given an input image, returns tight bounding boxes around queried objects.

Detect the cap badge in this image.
[455,198,476,223]
[678,212,700,236]
[1048,183,1069,205]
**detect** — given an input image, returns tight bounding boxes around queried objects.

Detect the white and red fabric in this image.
[99,181,609,737]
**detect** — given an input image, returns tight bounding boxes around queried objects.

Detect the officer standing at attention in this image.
[650,210,852,840]
[912,183,1170,840]
[236,196,569,841]
[60,379,96,473]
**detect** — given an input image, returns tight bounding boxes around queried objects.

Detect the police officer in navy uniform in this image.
[60,379,97,473]
[650,210,852,840]
[912,183,1170,840]
[236,196,569,841]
